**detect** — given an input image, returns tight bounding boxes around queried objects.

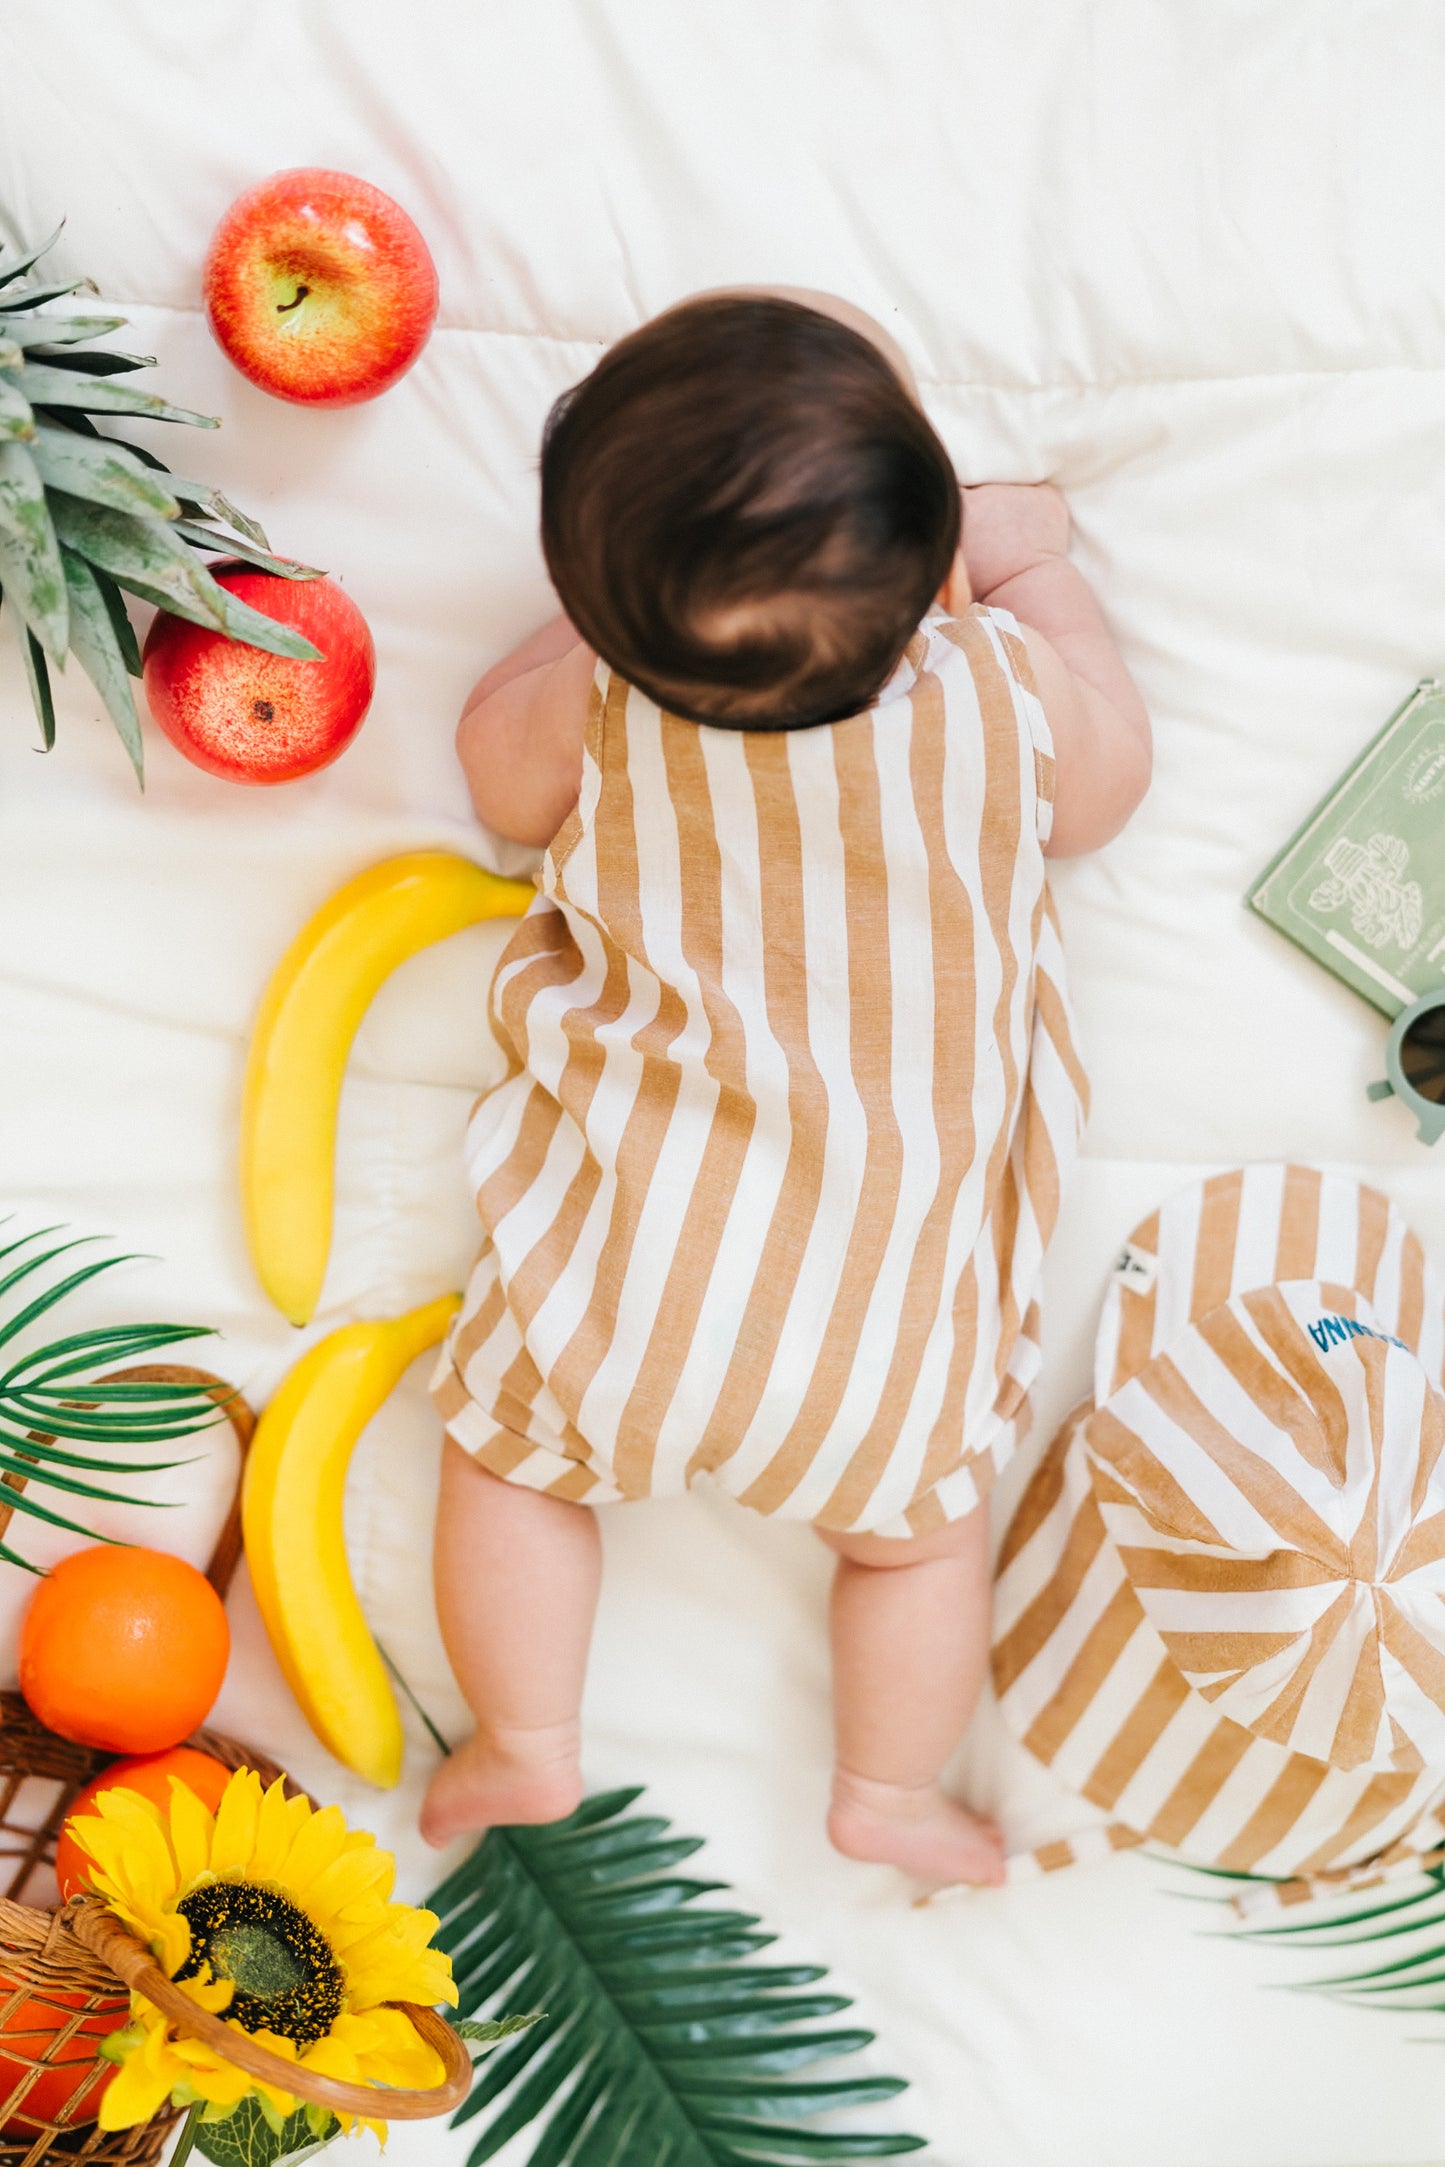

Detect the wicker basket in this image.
[0,1367,472,2163]
[0,1703,295,2165]
[0,1369,297,2162]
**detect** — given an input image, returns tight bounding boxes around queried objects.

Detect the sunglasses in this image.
[1368,989,1445,1144]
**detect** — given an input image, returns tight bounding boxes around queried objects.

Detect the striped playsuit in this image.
[432,605,1088,1538]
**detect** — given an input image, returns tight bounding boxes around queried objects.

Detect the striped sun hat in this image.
[990,1164,1445,1903]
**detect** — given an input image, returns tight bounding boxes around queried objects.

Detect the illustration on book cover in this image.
[1308,834,1423,952]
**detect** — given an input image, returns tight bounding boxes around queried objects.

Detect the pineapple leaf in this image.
[49,493,320,658]
[0,225,66,289]
[167,489,269,550]
[92,565,142,675]
[207,581,324,659]
[0,280,89,315]
[173,522,322,581]
[20,625,55,749]
[1,229,316,781]
[27,348,156,377]
[121,453,271,548]
[60,547,145,781]
[32,425,181,519]
[21,363,217,428]
[0,373,35,441]
[105,440,273,548]
[0,441,69,656]
[0,318,126,349]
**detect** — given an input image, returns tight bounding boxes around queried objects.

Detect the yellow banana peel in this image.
[243,1293,461,1788]
[242,850,534,1326]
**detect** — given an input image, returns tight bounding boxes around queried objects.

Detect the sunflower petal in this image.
[169,2037,267,2110]
[166,1777,215,1891]
[302,1842,395,1934]
[72,1788,180,1929]
[176,1969,234,2017]
[96,2050,172,2129]
[278,1800,352,1899]
[210,1769,263,1876]
[97,2015,184,2129]
[342,1924,456,2012]
[249,1777,296,1884]
[324,2005,446,2089]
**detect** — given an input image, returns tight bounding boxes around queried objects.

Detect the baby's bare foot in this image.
[419,1721,583,1849]
[828,1769,1006,1887]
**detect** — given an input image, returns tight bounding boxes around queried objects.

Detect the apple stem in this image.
[276,285,310,314]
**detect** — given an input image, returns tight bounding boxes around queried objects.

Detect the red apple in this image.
[143,567,375,785]
[203,168,438,406]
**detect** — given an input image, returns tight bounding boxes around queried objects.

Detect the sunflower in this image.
[68,1767,458,2140]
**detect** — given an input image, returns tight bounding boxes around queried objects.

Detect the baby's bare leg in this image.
[819,1504,1004,1886]
[421,1438,600,1848]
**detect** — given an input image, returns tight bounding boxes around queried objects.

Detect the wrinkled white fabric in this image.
[2,4,1445,2161]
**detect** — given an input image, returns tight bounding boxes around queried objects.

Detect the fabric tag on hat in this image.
[1111,1242,1158,1295]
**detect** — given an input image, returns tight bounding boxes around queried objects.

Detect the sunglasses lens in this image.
[1400,1001,1445,1106]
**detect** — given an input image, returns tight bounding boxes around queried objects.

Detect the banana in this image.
[242,1293,461,1788]
[242,851,534,1326]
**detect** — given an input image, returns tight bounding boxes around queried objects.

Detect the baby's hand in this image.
[960,482,1069,602]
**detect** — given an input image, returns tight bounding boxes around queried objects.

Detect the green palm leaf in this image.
[1206,1856,1445,2016]
[430,1789,929,2165]
[0,228,322,782]
[0,1222,224,1570]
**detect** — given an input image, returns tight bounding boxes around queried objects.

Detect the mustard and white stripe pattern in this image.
[993,1165,1445,1885]
[433,607,1087,1538]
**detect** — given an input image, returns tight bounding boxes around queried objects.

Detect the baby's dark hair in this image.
[540,295,960,730]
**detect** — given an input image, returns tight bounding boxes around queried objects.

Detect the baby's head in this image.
[541,294,961,730]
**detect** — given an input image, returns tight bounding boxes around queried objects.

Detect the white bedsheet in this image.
[2,4,1444,2161]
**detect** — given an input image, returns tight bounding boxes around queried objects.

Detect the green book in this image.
[1248,678,1445,1017]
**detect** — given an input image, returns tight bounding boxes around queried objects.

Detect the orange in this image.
[0,1983,126,2136]
[19,1546,230,1756]
[54,1745,234,1901]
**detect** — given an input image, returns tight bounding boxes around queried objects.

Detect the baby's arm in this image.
[962,484,1151,858]
[456,615,593,847]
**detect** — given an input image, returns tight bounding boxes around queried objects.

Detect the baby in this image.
[424,291,1150,1884]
